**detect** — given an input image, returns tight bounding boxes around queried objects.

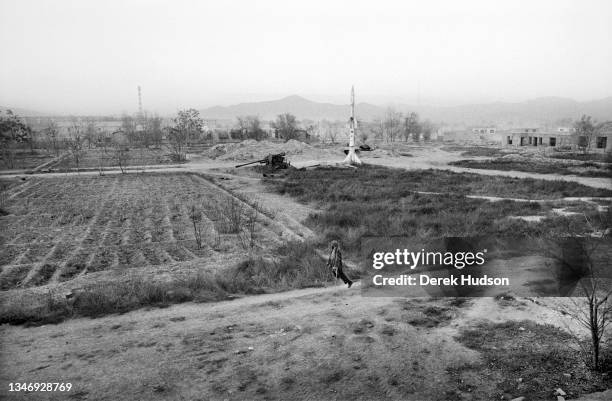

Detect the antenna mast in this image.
[343,85,362,165]
[137,86,143,119]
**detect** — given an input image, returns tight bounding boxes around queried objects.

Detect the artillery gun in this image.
[235,152,289,170]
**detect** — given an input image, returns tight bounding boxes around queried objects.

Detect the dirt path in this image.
[290,145,611,190]
[4,146,610,190]
[357,147,611,190]
[0,280,590,401]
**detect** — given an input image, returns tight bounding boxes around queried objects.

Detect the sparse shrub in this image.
[208,196,245,234]
[239,201,260,251]
[188,204,205,249]
[222,198,244,233]
[113,145,130,173]
[228,241,340,291]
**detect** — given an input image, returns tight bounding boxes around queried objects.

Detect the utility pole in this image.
[137,85,143,120]
[343,85,362,165]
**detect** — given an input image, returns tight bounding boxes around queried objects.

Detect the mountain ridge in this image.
[199,95,612,125]
[3,96,611,125]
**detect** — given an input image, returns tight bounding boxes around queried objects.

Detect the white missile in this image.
[343,85,362,165]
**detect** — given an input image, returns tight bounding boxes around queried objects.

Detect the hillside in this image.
[200,95,384,121]
[3,96,612,125]
[415,97,612,126]
[200,96,612,125]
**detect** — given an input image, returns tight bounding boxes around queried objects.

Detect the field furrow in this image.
[0,173,276,290]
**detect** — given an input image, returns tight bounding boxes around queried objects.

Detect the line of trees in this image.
[233,115,266,140]
[367,108,435,143]
[0,109,172,169]
[231,113,310,141]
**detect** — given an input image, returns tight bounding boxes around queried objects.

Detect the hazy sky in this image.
[1,0,611,114]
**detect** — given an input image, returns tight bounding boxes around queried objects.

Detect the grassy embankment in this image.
[0,241,326,326]
[451,159,612,178]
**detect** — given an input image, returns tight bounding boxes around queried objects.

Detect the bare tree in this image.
[544,209,612,371]
[272,113,299,140]
[112,142,130,173]
[145,114,164,149]
[168,109,203,161]
[383,108,403,142]
[67,121,85,170]
[121,114,138,146]
[404,112,421,142]
[574,115,599,154]
[84,118,98,149]
[370,119,385,141]
[98,129,112,154]
[188,204,205,249]
[236,115,265,140]
[44,120,60,156]
[549,237,612,371]
[239,201,260,251]
[421,119,434,141]
[166,127,188,162]
[328,124,340,144]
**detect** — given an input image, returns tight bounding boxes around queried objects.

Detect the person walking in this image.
[326,240,353,288]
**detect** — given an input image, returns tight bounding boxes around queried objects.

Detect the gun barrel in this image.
[235,159,265,168]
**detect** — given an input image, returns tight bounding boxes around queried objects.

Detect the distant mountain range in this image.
[4,95,612,126]
[199,95,612,126]
[200,95,385,122]
[412,97,612,126]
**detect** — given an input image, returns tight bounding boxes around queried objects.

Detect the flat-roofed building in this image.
[502,125,611,153]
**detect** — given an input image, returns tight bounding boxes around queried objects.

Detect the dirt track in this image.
[0,280,580,401]
[291,146,612,190]
[3,145,610,190]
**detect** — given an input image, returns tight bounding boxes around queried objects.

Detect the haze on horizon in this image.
[1,0,611,115]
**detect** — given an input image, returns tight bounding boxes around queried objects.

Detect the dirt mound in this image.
[208,140,313,161]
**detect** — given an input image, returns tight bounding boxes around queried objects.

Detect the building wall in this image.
[502,131,612,152]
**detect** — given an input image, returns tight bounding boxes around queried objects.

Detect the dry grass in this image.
[266,165,611,253]
[451,158,612,178]
[454,320,612,399]
[0,240,340,325]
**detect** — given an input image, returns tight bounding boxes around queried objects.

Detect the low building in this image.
[471,127,496,135]
[503,127,570,148]
[502,126,612,153]
[594,122,612,153]
[502,128,553,147]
